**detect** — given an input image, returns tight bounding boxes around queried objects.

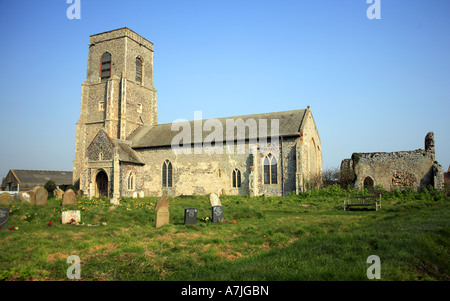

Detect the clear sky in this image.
[0,0,449,180]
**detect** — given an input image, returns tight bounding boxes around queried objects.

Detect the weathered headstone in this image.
[0,208,9,230]
[55,189,64,200]
[76,190,83,199]
[209,193,221,207]
[155,206,169,228]
[32,186,48,206]
[110,197,120,205]
[212,205,223,223]
[19,192,33,204]
[61,210,81,224]
[132,191,138,198]
[138,190,145,198]
[184,208,197,225]
[155,195,170,211]
[62,189,76,206]
[0,193,13,205]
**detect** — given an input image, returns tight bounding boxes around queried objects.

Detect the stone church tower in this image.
[73,28,157,187]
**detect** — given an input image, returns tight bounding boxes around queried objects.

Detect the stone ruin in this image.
[341,132,444,191]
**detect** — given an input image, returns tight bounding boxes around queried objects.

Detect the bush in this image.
[44,180,56,198]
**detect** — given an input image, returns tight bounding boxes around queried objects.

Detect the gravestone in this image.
[110,197,120,205]
[76,190,83,199]
[55,189,64,200]
[0,208,9,230]
[209,193,221,207]
[138,191,144,198]
[155,206,169,228]
[19,192,33,204]
[61,210,81,224]
[132,191,138,198]
[62,189,76,206]
[155,195,170,211]
[32,186,48,206]
[212,206,223,223]
[184,208,197,225]
[0,193,13,205]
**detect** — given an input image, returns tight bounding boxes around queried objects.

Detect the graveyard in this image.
[0,185,449,281]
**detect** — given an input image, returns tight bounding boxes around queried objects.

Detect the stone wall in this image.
[74,28,157,187]
[341,132,444,191]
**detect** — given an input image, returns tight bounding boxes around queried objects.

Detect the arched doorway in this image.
[96,170,108,197]
[363,177,374,189]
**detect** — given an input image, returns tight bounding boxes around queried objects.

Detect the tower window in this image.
[136,57,143,84]
[264,153,277,184]
[162,160,173,188]
[101,52,111,82]
[232,169,241,188]
[137,103,143,113]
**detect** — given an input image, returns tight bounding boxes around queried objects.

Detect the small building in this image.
[1,170,73,192]
[341,132,445,191]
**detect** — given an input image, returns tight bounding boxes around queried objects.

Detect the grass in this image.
[0,185,449,281]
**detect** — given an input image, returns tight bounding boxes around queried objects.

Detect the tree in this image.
[44,180,57,199]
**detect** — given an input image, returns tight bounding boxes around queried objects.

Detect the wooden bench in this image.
[344,194,381,211]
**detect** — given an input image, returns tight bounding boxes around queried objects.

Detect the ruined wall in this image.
[341,132,444,191]
[352,150,436,191]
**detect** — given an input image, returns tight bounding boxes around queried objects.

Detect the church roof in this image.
[112,139,145,164]
[129,109,308,149]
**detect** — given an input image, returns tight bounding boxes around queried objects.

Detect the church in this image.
[73,28,322,199]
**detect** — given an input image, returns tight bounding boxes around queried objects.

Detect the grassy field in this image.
[1,185,449,281]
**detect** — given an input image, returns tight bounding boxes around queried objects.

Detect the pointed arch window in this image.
[127,172,135,190]
[264,153,277,184]
[100,52,111,82]
[232,169,241,188]
[162,160,173,188]
[136,57,143,84]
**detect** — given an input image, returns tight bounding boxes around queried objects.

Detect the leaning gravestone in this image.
[0,193,13,205]
[212,205,223,223]
[155,195,170,211]
[32,186,48,206]
[61,210,81,224]
[62,189,76,206]
[155,206,169,228]
[209,193,222,207]
[0,208,9,230]
[55,189,64,200]
[184,208,197,225]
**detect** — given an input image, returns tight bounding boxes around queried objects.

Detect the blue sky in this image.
[0,0,449,180]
